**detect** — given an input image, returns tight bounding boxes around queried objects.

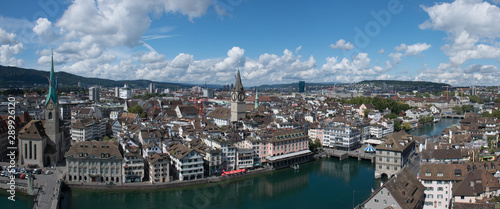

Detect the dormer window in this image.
[437,172,443,176]
[425,172,431,176]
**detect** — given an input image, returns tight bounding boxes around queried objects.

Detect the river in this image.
[2,119,461,209]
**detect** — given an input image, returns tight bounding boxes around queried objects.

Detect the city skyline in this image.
[1,0,500,86]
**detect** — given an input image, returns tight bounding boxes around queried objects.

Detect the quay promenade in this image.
[324,144,376,162]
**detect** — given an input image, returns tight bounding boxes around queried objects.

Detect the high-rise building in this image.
[115,87,119,97]
[89,86,100,101]
[298,81,305,93]
[230,70,246,122]
[119,84,132,99]
[149,83,155,94]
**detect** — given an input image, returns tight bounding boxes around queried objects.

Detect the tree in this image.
[384,113,398,119]
[461,105,474,113]
[309,138,322,151]
[423,93,430,98]
[128,105,146,118]
[453,106,463,114]
[394,120,401,132]
[402,122,411,130]
[363,108,370,118]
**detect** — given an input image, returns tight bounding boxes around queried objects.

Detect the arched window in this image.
[29,141,32,159]
[24,143,27,159]
[34,144,37,160]
[48,112,52,119]
[116,177,119,183]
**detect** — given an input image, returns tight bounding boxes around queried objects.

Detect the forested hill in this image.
[0,65,191,89]
[358,80,450,88]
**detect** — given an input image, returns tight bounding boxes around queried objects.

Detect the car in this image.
[0,171,5,176]
[45,170,53,175]
[33,169,42,174]
[19,174,26,179]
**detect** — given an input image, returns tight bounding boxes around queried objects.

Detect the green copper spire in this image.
[46,49,58,106]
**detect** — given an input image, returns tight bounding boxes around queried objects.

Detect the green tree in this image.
[461,105,474,113]
[453,106,463,114]
[384,113,398,119]
[128,105,146,118]
[402,122,411,130]
[363,108,370,118]
[394,120,401,132]
[423,93,430,98]
[309,138,322,151]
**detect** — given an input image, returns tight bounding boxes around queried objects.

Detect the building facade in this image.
[374,131,419,178]
[65,141,123,184]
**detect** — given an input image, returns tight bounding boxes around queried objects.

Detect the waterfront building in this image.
[421,148,463,164]
[189,138,221,176]
[374,131,419,178]
[65,141,123,184]
[147,153,170,183]
[236,149,254,169]
[165,141,204,181]
[231,69,246,122]
[261,129,311,169]
[123,152,145,183]
[19,54,67,167]
[70,118,106,143]
[323,123,361,151]
[357,167,425,209]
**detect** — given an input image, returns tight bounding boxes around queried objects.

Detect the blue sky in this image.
[1,0,500,86]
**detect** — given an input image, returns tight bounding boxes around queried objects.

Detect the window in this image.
[461,196,464,200]
[427,194,434,199]
[374,199,379,203]
[437,172,443,176]
[437,181,443,184]
[426,187,434,191]
[437,187,443,191]
[383,200,387,205]
[437,195,443,199]
[423,180,432,184]
[425,172,431,176]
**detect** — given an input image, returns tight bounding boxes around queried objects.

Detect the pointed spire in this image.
[254,89,259,109]
[232,69,244,93]
[46,49,58,106]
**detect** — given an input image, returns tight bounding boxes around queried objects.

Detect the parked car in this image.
[45,170,53,175]
[33,169,42,174]
[19,174,26,179]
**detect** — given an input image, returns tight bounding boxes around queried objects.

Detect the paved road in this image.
[0,162,64,209]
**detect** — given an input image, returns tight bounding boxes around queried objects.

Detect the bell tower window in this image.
[48,112,52,119]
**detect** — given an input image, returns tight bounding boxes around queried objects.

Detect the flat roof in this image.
[265,150,312,161]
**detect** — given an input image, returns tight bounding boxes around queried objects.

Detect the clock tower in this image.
[231,69,246,122]
[44,51,64,164]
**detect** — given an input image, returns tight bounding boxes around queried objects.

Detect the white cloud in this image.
[0,28,16,45]
[378,49,385,54]
[33,18,57,42]
[405,43,431,56]
[420,0,500,65]
[416,63,500,85]
[0,28,24,66]
[330,39,354,50]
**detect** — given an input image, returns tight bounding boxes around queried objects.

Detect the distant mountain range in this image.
[0,65,450,90]
[0,65,193,89]
[358,80,450,88]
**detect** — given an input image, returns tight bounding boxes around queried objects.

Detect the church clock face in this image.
[47,103,54,110]
[232,93,238,102]
[238,92,245,102]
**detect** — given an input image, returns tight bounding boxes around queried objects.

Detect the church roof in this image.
[19,120,47,140]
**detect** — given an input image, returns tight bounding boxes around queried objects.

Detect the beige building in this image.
[147,153,170,183]
[123,152,145,183]
[65,141,123,184]
[374,131,420,178]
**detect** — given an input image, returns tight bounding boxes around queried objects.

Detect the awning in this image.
[254,163,263,167]
[364,145,376,152]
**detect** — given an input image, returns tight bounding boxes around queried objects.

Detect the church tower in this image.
[44,50,63,164]
[231,69,246,122]
[254,89,259,110]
